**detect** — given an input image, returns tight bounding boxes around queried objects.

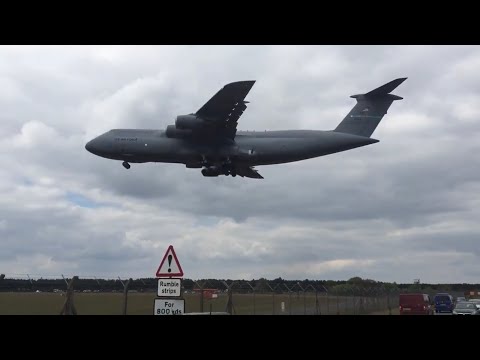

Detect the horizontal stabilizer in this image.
[350,78,407,100]
[334,78,407,137]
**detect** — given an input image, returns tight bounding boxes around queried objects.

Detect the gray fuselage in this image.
[85,129,378,167]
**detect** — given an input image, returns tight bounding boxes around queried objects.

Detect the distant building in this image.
[465,290,480,299]
[193,288,220,299]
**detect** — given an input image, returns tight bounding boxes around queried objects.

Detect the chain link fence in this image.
[1,274,476,315]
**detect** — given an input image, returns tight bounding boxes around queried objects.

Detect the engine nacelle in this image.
[165,125,192,138]
[201,167,221,177]
[175,114,206,130]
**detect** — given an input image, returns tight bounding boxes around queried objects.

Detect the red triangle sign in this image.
[156,245,184,277]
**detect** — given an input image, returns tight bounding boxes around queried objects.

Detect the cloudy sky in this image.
[1,45,479,283]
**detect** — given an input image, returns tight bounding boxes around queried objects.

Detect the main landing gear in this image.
[201,165,237,177]
[122,161,130,169]
[199,155,237,177]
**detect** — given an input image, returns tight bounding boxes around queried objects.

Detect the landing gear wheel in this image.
[231,170,237,177]
[122,161,131,169]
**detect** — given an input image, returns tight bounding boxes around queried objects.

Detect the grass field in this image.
[0,292,396,315]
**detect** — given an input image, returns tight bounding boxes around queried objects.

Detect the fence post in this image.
[60,276,78,315]
[223,281,235,315]
[352,294,356,315]
[284,284,293,315]
[194,280,208,313]
[246,282,256,315]
[388,291,392,315]
[118,277,132,315]
[272,291,275,315]
[336,295,340,315]
[296,282,306,315]
[326,293,330,315]
[267,283,279,315]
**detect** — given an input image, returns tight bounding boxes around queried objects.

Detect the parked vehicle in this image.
[453,302,480,315]
[456,296,466,302]
[434,293,454,313]
[469,299,480,309]
[399,293,433,315]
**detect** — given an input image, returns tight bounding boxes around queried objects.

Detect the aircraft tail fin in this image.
[334,78,407,138]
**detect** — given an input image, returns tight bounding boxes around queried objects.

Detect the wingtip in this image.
[225,80,256,88]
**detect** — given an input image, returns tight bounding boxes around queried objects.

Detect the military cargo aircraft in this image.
[86,78,406,179]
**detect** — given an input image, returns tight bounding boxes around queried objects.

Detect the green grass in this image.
[0,292,396,315]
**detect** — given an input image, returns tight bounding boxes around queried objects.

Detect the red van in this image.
[399,293,433,315]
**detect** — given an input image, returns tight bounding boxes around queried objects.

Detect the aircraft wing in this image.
[235,166,264,179]
[195,80,255,139]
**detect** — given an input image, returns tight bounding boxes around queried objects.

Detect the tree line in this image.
[0,274,478,295]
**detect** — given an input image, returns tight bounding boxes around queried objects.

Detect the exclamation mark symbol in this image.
[168,254,172,273]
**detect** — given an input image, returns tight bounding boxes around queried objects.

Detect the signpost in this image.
[157,278,182,297]
[154,245,184,315]
[154,299,185,315]
[156,245,183,277]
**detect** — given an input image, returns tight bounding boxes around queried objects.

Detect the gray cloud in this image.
[1,45,479,283]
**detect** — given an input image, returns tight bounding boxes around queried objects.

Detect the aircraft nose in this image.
[85,140,93,153]
[85,134,112,156]
[85,137,102,155]
[85,139,96,154]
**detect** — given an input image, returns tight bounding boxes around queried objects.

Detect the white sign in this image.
[156,245,184,277]
[157,278,182,297]
[154,298,185,315]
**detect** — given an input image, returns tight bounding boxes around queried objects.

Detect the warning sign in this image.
[156,245,184,277]
[157,278,181,297]
[154,298,185,315]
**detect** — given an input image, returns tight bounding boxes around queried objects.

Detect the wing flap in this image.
[236,166,264,179]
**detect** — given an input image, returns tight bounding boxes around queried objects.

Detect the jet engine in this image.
[165,125,192,139]
[175,114,206,130]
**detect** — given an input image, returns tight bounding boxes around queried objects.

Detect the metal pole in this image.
[307,285,318,315]
[336,294,340,315]
[223,281,235,315]
[267,283,279,315]
[246,282,256,315]
[326,293,329,315]
[122,278,132,315]
[388,291,392,315]
[284,284,293,315]
[290,292,292,315]
[60,276,78,315]
[304,291,306,315]
[352,288,356,315]
[296,282,306,315]
[194,280,206,313]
